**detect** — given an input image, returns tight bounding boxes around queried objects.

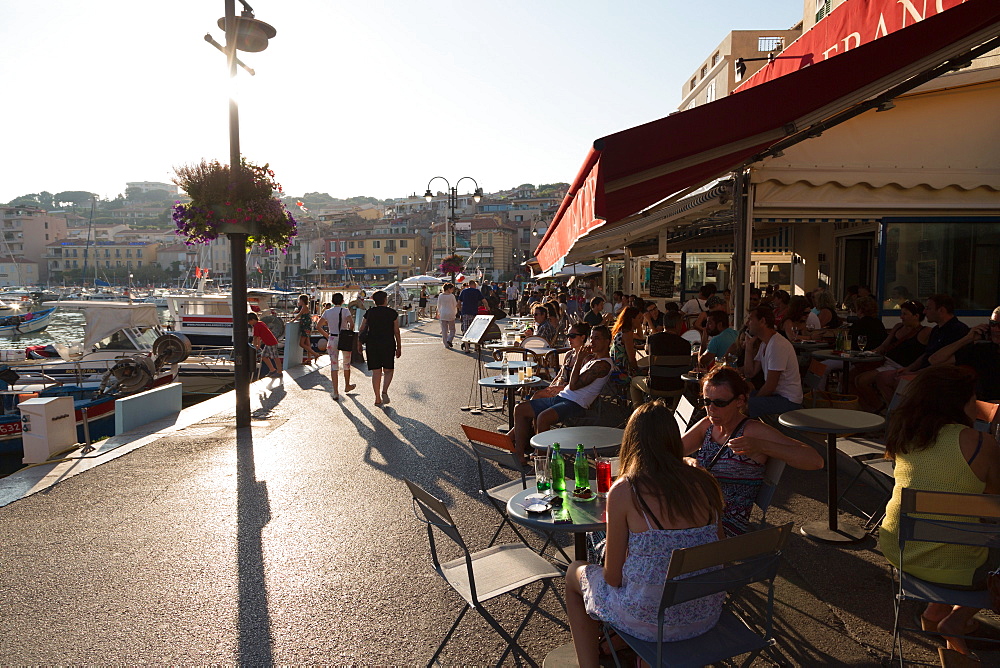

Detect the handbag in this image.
[336,308,355,352]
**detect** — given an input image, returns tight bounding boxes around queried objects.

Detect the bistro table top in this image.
[530,426,624,453]
[478,374,546,388]
[484,360,537,370]
[809,349,885,363]
[507,483,607,534]
[792,339,827,350]
[778,408,885,435]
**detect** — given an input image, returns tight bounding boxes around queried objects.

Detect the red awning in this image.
[535,0,1000,271]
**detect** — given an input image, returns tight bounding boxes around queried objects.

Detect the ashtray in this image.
[524,502,552,514]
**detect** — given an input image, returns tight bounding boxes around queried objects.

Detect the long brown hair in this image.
[618,401,724,525]
[612,306,641,339]
[885,365,976,459]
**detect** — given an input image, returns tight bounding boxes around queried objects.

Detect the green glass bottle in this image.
[550,443,566,493]
[574,444,589,490]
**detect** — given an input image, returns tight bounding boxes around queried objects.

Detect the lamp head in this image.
[423,189,433,203]
[218,12,276,53]
[473,187,483,203]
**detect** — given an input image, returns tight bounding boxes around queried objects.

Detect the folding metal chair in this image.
[889,488,1000,667]
[607,523,793,668]
[403,478,564,667]
[462,424,572,563]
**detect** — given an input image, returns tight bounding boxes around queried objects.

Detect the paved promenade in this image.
[0,318,996,665]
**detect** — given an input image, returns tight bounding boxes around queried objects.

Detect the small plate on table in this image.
[570,488,598,503]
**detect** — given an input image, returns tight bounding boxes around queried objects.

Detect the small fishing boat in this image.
[0,307,55,338]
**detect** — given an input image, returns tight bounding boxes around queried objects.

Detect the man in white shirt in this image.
[742,306,803,418]
[680,284,714,324]
[505,282,519,315]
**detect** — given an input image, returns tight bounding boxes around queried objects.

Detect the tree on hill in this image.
[53,191,97,207]
[516,183,536,190]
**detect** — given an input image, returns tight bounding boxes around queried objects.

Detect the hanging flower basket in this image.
[171,158,297,251]
[438,254,464,275]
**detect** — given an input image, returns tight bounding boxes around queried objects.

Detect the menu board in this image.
[648,261,676,298]
[461,314,495,344]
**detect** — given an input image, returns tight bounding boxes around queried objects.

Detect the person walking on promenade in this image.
[319,293,357,401]
[436,282,458,348]
[290,294,320,364]
[359,290,401,407]
[458,280,487,351]
[417,287,428,319]
[505,281,520,315]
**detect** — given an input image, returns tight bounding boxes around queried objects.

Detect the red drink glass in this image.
[596,458,612,497]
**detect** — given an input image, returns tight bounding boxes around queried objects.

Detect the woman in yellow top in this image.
[879,365,1000,660]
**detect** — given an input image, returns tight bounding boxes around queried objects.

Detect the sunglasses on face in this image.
[698,396,738,408]
[567,332,583,339]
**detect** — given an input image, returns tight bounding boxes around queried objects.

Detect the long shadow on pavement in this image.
[236,425,274,665]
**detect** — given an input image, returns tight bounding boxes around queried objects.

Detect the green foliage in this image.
[53,191,97,207]
[516,183,536,190]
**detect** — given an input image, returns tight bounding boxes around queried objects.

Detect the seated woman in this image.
[780,295,818,341]
[854,299,930,411]
[879,365,1000,662]
[814,290,842,329]
[610,306,643,381]
[681,366,823,536]
[566,401,726,667]
[525,305,557,344]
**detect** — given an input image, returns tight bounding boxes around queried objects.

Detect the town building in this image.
[46,240,160,281]
[0,257,38,286]
[679,27,803,111]
[0,206,69,281]
[126,181,178,196]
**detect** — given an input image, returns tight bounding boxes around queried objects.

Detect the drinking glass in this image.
[517,367,526,382]
[858,335,868,351]
[534,455,550,493]
[525,364,533,378]
[791,326,800,342]
[596,457,612,497]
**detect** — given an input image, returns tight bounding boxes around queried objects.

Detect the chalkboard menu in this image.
[649,261,676,298]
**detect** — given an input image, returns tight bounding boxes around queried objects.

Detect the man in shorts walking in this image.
[248,312,280,379]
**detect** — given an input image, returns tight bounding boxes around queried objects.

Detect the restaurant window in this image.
[815,0,832,22]
[880,218,1000,314]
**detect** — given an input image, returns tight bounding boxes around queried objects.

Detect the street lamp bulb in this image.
[532,229,538,236]
[473,188,483,203]
[423,189,434,203]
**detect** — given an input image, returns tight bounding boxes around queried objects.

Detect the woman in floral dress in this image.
[565,401,726,667]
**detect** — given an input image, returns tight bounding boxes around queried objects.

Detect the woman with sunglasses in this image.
[681,366,823,537]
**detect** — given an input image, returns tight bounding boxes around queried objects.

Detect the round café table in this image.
[779,408,885,543]
[810,349,884,394]
[507,482,607,562]
[478,374,545,431]
[530,426,624,456]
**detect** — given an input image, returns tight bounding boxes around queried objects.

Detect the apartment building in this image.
[431,216,518,278]
[0,258,38,286]
[326,232,427,281]
[679,27,802,110]
[46,240,160,279]
[126,181,178,196]
[0,206,69,280]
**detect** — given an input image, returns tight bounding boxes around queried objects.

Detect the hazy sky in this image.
[2,1,801,203]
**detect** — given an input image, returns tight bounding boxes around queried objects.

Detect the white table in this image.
[530,426,624,456]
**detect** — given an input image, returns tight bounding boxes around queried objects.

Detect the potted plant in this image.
[171,158,297,250]
[438,254,464,276]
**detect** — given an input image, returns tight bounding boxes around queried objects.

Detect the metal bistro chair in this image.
[633,354,692,410]
[607,523,793,668]
[461,424,572,563]
[403,478,564,668]
[889,488,1000,667]
[750,457,787,531]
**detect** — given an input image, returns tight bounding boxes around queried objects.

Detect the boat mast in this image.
[83,196,95,285]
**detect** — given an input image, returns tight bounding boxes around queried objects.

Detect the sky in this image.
[1,1,802,203]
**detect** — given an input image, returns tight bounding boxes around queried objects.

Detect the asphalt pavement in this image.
[0,317,997,666]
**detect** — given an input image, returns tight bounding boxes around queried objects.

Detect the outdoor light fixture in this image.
[217,0,276,52]
[421,176,483,260]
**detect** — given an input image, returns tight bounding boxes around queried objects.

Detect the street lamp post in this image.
[423,177,483,267]
[215,0,275,428]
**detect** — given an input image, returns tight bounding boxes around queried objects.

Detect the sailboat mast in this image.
[83,196,95,282]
